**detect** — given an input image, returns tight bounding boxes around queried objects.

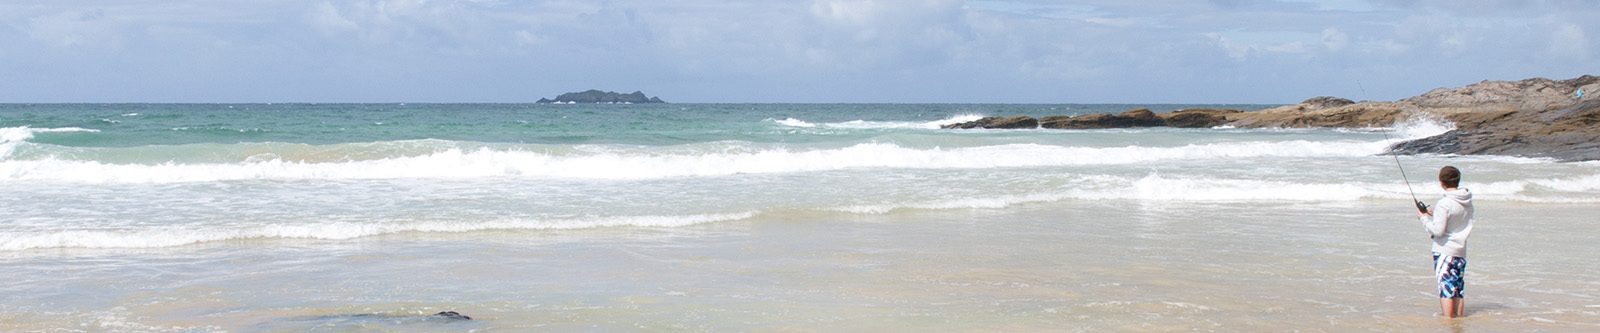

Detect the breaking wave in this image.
[0,126,100,158]
[771,114,986,130]
[1,140,1391,183]
[0,212,759,251]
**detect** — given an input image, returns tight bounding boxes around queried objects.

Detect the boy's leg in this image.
[1435,254,1467,317]
[1441,297,1463,318]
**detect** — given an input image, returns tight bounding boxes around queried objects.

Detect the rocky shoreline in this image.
[943,75,1599,161]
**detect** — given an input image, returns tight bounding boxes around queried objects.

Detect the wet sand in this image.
[2,200,1597,331]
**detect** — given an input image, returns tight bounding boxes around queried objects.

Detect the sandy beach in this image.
[4,198,1596,331]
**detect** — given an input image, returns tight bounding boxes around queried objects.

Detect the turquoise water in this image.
[3,103,1597,248]
[3,104,1600,330]
[2,103,1267,147]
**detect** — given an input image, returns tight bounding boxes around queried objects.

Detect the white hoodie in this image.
[1421,188,1474,258]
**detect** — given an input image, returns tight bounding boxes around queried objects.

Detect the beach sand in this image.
[3,200,1596,331]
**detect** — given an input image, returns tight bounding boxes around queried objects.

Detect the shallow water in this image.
[2,104,1598,331]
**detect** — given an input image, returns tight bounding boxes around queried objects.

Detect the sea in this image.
[2,103,1598,331]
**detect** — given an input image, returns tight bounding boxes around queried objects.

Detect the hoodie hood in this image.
[1444,188,1472,206]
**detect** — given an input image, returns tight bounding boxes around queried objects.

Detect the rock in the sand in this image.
[433,311,472,320]
[941,115,1038,129]
[1391,99,1600,162]
[1159,109,1241,128]
[1039,108,1163,129]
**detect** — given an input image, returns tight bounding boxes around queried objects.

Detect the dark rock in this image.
[1301,96,1355,109]
[536,98,552,103]
[1160,109,1241,128]
[538,90,666,103]
[433,311,472,320]
[1039,108,1162,129]
[1119,108,1156,119]
[942,116,1038,129]
[1391,99,1600,161]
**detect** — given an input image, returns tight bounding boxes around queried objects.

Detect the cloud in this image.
[0,0,1595,103]
[1321,28,1348,51]
[1546,22,1589,59]
[307,2,360,36]
[26,8,118,47]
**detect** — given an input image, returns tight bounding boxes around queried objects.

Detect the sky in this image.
[0,0,1595,103]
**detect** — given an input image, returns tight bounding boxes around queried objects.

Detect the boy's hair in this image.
[1439,166,1461,188]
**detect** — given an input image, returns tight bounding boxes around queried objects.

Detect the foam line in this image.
[1,140,1390,183]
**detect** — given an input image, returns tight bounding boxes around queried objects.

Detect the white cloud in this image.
[1321,27,1348,51]
[308,2,360,36]
[27,9,119,47]
[1546,22,1589,59]
[0,0,1596,103]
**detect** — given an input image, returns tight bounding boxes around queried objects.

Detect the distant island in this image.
[537,90,666,104]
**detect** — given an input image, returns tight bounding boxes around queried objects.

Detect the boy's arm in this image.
[1419,205,1447,237]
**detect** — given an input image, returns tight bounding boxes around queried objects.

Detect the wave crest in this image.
[772,114,986,130]
[0,212,758,251]
[1,140,1388,183]
[1,126,100,159]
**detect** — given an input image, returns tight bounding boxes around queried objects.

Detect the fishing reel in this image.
[1415,200,1429,214]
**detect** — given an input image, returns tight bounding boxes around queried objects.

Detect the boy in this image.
[1419,166,1474,318]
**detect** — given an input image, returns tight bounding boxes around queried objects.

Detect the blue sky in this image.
[1,0,1594,103]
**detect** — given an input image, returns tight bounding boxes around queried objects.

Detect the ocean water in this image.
[2,103,1598,331]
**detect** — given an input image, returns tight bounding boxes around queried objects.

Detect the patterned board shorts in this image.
[1433,253,1467,298]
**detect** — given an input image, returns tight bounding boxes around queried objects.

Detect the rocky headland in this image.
[537,90,666,104]
[942,75,1599,161]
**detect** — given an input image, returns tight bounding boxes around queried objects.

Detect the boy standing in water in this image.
[1419,166,1474,318]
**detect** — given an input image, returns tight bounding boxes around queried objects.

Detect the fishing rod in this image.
[1360,81,1428,213]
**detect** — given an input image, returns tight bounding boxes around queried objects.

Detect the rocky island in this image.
[943,75,1598,161]
[537,90,666,104]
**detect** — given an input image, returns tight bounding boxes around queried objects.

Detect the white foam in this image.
[1061,173,1599,203]
[1391,114,1456,140]
[0,212,758,250]
[1066,173,1391,202]
[0,140,1391,183]
[0,126,100,159]
[1527,174,1600,192]
[0,126,99,143]
[773,118,816,128]
[774,114,987,130]
[831,193,1071,214]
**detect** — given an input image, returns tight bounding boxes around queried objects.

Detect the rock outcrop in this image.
[1039,109,1163,129]
[1402,76,1594,111]
[944,108,1244,130]
[936,75,1599,161]
[941,116,1038,129]
[1390,99,1600,161]
[1225,102,1405,128]
[1228,75,1597,131]
[538,90,666,104]
[1225,75,1597,161]
[1160,109,1241,128]
[1301,96,1355,109]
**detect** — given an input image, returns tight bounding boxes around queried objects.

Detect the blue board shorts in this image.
[1433,253,1467,298]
